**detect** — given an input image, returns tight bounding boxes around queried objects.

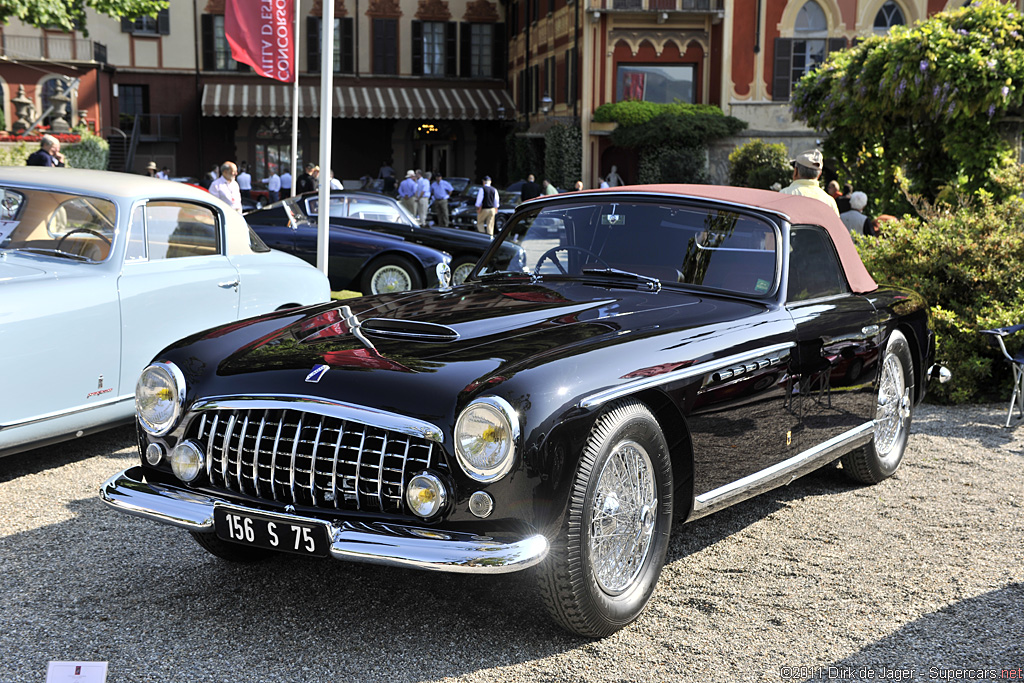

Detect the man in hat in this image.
[146,161,158,177]
[398,169,418,216]
[780,149,839,215]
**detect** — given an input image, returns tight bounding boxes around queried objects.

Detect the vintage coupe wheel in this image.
[538,399,673,638]
[451,257,477,285]
[189,531,273,563]
[360,255,423,295]
[842,329,914,484]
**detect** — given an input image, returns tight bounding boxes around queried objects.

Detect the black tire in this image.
[842,329,914,484]
[451,256,477,285]
[494,214,508,232]
[359,255,423,295]
[189,531,274,563]
[537,399,673,638]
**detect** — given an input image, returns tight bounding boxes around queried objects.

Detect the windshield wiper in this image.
[8,247,90,262]
[581,267,662,292]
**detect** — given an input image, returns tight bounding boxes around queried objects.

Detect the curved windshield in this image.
[0,187,117,263]
[479,200,780,296]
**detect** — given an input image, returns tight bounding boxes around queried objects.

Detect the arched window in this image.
[253,118,303,183]
[874,1,905,33]
[792,1,828,88]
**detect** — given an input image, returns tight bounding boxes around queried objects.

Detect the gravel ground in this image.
[1,403,1021,682]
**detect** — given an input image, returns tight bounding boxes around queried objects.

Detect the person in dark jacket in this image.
[26,135,66,167]
[520,174,541,201]
[296,163,317,194]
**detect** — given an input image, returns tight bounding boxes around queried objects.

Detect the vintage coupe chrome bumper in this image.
[101,467,549,574]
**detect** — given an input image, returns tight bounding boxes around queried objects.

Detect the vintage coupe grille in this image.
[186,407,445,513]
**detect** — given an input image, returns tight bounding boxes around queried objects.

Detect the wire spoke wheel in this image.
[874,353,910,457]
[588,440,657,595]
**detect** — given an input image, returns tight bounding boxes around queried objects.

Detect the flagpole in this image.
[290,0,300,200]
[316,0,335,276]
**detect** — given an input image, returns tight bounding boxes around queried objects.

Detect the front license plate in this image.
[213,506,331,558]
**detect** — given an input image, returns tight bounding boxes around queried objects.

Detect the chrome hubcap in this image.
[874,353,909,457]
[452,263,474,285]
[371,265,412,293]
[589,440,657,595]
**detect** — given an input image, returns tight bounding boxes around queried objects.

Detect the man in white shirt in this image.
[236,163,252,199]
[262,170,281,203]
[280,171,293,198]
[415,170,431,226]
[209,161,243,213]
[475,175,499,236]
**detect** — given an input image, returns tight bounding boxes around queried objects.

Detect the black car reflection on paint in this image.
[244,193,451,295]
[102,186,946,638]
[247,190,523,286]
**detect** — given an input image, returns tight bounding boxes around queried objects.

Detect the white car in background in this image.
[0,167,330,458]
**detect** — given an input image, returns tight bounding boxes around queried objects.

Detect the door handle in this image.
[218,278,240,289]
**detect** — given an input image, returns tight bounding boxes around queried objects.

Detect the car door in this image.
[117,200,240,388]
[785,224,885,452]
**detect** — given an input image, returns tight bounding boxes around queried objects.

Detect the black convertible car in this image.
[249,190,522,285]
[102,185,945,638]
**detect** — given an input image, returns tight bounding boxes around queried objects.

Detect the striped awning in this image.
[201,83,515,120]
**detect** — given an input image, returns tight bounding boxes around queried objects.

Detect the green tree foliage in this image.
[791,0,1024,213]
[857,193,1024,403]
[727,139,792,190]
[593,101,746,184]
[543,123,582,189]
[505,131,538,185]
[1,0,167,35]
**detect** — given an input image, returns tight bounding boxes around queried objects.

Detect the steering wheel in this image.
[57,228,112,251]
[534,245,609,275]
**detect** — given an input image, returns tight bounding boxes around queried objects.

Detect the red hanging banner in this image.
[225,0,295,83]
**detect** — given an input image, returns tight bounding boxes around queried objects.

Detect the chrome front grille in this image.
[186,407,445,513]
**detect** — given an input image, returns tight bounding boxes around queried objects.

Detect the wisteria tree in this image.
[0,0,167,35]
[791,0,1024,212]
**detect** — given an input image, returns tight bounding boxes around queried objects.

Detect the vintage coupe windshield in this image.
[0,187,117,263]
[481,200,780,296]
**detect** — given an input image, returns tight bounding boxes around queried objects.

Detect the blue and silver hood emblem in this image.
[305,364,330,383]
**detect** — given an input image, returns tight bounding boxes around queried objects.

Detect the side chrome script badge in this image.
[305,364,330,383]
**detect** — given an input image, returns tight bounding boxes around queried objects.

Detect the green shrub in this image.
[728,139,792,190]
[637,146,707,184]
[544,123,582,189]
[64,131,109,170]
[856,195,1024,403]
[0,141,35,167]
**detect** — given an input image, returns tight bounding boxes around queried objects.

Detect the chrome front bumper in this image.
[100,467,548,574]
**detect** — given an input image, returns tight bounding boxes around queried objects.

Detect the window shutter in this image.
[492,23,506,80]
[307,16,320,73]
[158,9,170,35]
[341,18,354,73]
[411,21,423,75]
[201,14,215,71]
[385,20,398,74]
[772,38,792,101]
[446,22,457,77]
[460,23,471,77]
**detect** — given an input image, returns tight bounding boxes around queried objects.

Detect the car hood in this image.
[191,280,773,420]
[0,253,80,282]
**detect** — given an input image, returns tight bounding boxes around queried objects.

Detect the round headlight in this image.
[454,396,519,482]
[136,362,186,436]
[405,472,448,518]
[169,441,205,483]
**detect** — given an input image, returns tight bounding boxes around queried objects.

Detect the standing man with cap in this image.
[398,169,418,217]
[475,175,499,236]
[431,172,454,227]
[779,149,839,215]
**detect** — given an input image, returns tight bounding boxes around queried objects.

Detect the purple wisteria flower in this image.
[933,85,941,97]
[948,102,956,116]
[1013,31,1021,39]
[1003,85,1010,97]
[958,29,969,36]
[989,104,996,118]
[988,59,997,69]
[896,79,907,99]
[920,60,929,72]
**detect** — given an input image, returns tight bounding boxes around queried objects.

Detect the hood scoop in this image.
[360,318,460,342]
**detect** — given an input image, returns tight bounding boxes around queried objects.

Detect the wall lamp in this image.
[540,93,553,114]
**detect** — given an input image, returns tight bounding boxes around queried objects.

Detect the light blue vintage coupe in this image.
[0,167,331,458]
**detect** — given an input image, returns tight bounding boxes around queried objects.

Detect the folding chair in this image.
[982,323,1024,427]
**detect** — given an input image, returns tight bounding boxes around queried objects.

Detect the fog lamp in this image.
[405,472,448,518]
[169,440,205,483]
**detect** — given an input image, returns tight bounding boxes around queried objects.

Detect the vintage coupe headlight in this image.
[169,440,205,483]
[136,362,186,436]
[406,472,448,518]
[454,397,519,482]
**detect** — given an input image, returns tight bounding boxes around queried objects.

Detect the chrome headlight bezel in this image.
[136,361,186,436]
[454,396,520,483]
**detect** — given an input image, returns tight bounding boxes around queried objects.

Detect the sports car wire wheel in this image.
[874,352,910,457]
[371,264,413,293]
[589,439,657,595]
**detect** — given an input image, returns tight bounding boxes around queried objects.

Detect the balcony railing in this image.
[0,34,107,64]
[590,0,724,11]
[120,114,182,142]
